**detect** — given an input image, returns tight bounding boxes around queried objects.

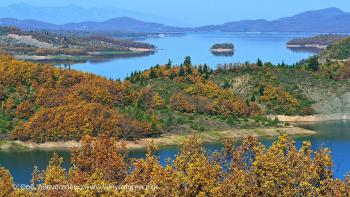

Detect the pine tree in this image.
[203,64,208,74]
[178,66,185,76]
[187,67,193,75]
[257,58,263,67]
[198,65,203,74]
[149,69,157,79]
[184,56,192,67]
[222,80,230,89]
[166,59,172,69]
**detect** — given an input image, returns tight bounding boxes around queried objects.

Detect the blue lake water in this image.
[1,120,350,184]
[70,32,316,79]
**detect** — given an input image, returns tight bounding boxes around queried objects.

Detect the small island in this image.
[287,34,346,50]
[210,43,234,52]
[210,43,234,56]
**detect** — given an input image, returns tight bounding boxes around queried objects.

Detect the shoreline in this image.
[0,126,315,151]
[129,47,157,52]
[286,44,327,49]
[268,113,350,122]
[209,48,234,52]
[14,48,156,61]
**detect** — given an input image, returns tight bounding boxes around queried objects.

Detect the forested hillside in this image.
[322,36,350,60]
[287,34,346,47]
[0,55,316,142]
[1,53,350,143]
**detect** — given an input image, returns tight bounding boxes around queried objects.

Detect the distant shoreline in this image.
[14,48,157,63]
[268,113,350,122]
[0,126,315,151]
[286,44,328,49]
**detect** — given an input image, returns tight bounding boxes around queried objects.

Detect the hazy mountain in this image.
[0,17,186,33]
[0,18,58,30]
[61,17,186,32]
[0,3,180,26]
[196,8,350,33]
[1,7,350,33]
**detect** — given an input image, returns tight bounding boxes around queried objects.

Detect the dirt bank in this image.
[0,126,315,151]
[210,48,234,52]
[268,113,350,122]
[286,44,327,49]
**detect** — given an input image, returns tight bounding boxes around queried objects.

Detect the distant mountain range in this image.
[0,17,185,33]
[0,3,180,26]
[197,8,350,33]
[0,7,350,33]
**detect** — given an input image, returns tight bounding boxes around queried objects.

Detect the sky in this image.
[1,0,350,26]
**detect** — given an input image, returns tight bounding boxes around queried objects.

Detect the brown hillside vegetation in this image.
[0,56,280,143]
[0,56,153,142]
[1,54,350,143]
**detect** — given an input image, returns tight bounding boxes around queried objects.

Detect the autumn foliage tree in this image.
[0,167,14,197]
[0,56,154,141]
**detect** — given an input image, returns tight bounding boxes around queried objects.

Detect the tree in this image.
[186,66,193,75]
[173,135,222,196]
[178,66,185,76]
[203,64,209,74]
[43,153,70,196]
[222,80,230,89]
[165,113,174,127]
[149,68,157,79]
[198,65,203,74]
[166,59,172,69]
[184,56,192,67]
[256,58,263,67]
[71,135,128,183]
[15,100,34,119]
[0,167,14,197]
[151,93,165,109]
[307,55,319,71]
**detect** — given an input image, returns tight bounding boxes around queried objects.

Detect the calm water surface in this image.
[70,32,316,79]
[1,120,350,184]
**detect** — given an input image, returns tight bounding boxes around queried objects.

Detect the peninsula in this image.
[0,26,156,63]
[287,34,346,50]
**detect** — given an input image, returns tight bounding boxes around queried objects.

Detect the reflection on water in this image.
[29,51,156,66]
[287,47,324,54]
[211,51,234,57]
[1,120,350,184]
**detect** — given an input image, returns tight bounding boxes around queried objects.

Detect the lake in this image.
[1,120,350,184]
[2,32,346,185]
[69,32,317,79]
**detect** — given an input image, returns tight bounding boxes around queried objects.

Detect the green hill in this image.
[1,55,350,143]
[322,36,350,60]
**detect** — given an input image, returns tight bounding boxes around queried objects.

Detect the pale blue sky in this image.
[1,0,350,25]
